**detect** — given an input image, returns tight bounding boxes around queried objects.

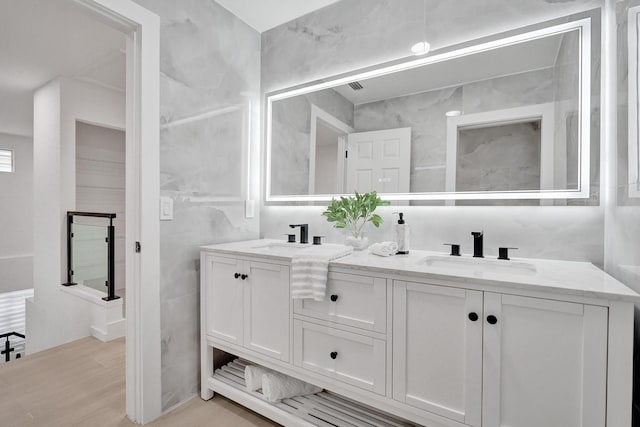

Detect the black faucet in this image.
[289,224,309,244]
[471,231,484,258]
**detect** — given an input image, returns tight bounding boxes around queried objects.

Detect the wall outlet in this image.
[160,197,173,220]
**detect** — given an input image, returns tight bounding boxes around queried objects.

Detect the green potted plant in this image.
[322,191,389,249]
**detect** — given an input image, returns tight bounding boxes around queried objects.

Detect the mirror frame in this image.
[265,17,592,202]
[628,5,640,197]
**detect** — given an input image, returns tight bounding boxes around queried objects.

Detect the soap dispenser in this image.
[395,212,410,255]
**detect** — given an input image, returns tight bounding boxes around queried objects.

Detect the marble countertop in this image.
[202,239,640,303]
[201,239,353,262]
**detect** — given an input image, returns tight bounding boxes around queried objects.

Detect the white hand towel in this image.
[261,372,322,403]
[244,365,274,391]
[291,244,353,301]
[368,241,399,257]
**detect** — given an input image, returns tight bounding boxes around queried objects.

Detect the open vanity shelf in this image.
[211,358,414,427]
[200,239,638,427]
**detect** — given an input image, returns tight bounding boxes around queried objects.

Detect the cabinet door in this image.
[205,255,244,346]
[244,261,290,362]
[482,293,608,427]
[393,281,483,426]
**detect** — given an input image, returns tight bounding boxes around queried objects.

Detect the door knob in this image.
[487,315,498,325]
[468,312,478,322]
[330,294,339,302]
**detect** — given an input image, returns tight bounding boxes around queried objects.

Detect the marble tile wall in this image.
[133,0,261,410]
[553,30,580,190]
[353,68,553,195]
[261,0,605,263]
[456,121,542,192]
[610,2,640,422]
[355,86,462,194]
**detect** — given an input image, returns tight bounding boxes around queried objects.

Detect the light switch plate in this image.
[160,196,173,220]
[245,200,255,218]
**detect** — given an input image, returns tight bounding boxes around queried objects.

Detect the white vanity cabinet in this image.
[201,252,290,362]
[204,255,244,346]
[481,293,608,427]
[201,241,636,427]
[393,280,609,427]
[392,281,483,426]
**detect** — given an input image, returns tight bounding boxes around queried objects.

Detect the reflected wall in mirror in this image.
[266,12,598,203]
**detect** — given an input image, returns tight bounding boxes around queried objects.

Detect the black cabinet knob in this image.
[241,274,248,280]
[330,294,339,302]
[487,315,498,325]
[234,273,240,279]
[468,312,479,322]
[330,351,338,360]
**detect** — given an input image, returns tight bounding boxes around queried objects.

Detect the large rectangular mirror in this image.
[265,13,596,203]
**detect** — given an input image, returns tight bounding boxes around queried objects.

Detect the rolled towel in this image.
[244,365,274,391]
[261,372,322,403]
[368,241,399,257]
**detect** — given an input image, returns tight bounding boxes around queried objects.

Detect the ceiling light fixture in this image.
[411,0,430,56]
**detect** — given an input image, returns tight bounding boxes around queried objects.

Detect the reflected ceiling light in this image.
[446,110,462,117]
[412,0,430,56]
[411,41,431,55]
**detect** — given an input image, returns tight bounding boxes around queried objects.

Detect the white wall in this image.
[27,78,125,354]
[0,132,33,293]
[75,122,126,292]
[0,90,33,138]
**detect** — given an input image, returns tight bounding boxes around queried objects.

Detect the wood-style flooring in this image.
[0,337,279,426]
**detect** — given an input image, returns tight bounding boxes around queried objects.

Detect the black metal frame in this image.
[1,332,25,363]
[62,211,120,302]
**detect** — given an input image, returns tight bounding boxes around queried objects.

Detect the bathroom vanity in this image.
[200,239,637,427]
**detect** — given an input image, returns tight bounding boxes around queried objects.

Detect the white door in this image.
[393,281,483,426]
[346,127,411,194]
[482,293,608,427]
[243,261,290,361]
[205,255,244,346]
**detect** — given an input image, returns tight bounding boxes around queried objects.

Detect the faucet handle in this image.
[498,247,517,260]
[443,243,461,256]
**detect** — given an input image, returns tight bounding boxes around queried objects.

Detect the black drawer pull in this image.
[468,312,478,322]
[330,294,339,302]
[241,274,248,280]
[330,351,338,360]
[234,273,240,279]
[487,315,498,325]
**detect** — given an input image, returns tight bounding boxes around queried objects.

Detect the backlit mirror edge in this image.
[264,16,594,203]
[628,5,640,198]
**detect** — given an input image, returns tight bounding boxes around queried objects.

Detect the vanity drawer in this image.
[293,272,387,333]
[293,320,386,395]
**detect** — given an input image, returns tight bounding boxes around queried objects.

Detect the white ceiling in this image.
[215,0,342,33]
[333,33,564,105]
[0,0,126,136]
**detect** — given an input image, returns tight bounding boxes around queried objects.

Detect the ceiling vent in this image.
[348,81,364,91]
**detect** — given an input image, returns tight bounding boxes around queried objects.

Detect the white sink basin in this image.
[423,255,537,277]
[251,242,308,252]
